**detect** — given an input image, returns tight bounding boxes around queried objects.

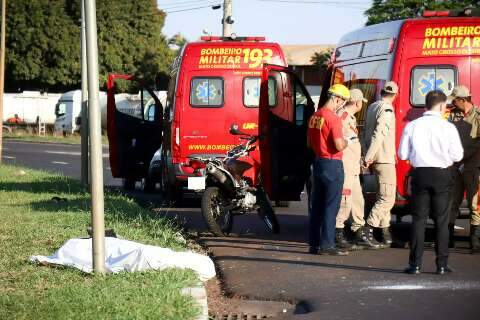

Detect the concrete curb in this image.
[181,285,208,320]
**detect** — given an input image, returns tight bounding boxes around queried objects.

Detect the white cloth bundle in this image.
[30,237,216,281]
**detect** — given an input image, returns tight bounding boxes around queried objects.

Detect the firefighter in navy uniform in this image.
[448,85,480,253]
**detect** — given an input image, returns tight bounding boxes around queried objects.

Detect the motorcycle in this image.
[187,124,280,237]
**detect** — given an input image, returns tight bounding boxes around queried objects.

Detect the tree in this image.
[5,0,173,92]
[168,33,188,50]
[310,49,333,70]
[6,1,81,92]
[365,0,480,26]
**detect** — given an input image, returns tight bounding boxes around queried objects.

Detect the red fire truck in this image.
[107,36,287,199]
[259,10,480,213]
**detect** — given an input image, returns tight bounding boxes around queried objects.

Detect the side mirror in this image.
[229,124,242,135]
[229,123,251,136]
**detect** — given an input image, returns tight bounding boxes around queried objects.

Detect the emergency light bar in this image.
[201,36,266,42]
[422,8,480,18]
[423,10,450,17]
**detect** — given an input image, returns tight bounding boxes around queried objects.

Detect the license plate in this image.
[187,177,206,190]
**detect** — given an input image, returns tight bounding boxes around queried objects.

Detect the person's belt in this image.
[316,155,341,160]
[412,166,449,170]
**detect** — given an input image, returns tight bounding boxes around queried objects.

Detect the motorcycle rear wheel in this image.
[201,187,233,236]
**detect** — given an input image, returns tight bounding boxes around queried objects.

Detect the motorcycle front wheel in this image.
[201,187,234,236]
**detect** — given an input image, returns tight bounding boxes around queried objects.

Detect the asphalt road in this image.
[3,139,480,320]
[2,140,118,186]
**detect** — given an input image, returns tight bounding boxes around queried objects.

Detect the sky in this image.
[158,0,372,45]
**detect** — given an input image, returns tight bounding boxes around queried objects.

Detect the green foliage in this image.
[310,49,333,70]
[168,33,188,51]
[365,0,480,26]
[6,0,173,92]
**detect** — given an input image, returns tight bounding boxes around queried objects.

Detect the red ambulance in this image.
[259,10,480,213]
[107,36,287,199]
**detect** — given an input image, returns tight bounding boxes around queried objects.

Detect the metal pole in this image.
[222,0,232,37]
[80,0,89,189]
[84,0,105,273]
[0,0,6,164]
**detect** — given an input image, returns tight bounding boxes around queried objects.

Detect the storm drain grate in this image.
[210,314,269,320]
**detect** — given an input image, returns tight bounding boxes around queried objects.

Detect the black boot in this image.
[448,223,455,249]
[335,228,353,249]
[353,226,381,249]
[471,225,480,254]
[380,227,392,247]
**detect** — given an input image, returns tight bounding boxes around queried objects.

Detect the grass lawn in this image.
[0,165,201,320]
[4,132,109,145]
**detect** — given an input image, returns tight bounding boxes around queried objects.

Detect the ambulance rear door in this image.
[107,74,163,181]
[259,64,315,201]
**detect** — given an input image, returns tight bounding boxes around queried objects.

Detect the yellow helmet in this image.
[328,84,350,100]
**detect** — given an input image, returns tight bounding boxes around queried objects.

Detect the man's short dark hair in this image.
[426,90,447,110]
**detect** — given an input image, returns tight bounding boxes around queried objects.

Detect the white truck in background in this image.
[54,90,106,135]
[54,90,167,135]
[2,91,61,133]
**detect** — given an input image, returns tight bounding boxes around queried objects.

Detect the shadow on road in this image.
[215,255,402,274]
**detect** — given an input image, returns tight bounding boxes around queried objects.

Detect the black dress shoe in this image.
[308,247,318,255]
[436,266,454,275]
[404,265,421,274]
[318,247,349,256]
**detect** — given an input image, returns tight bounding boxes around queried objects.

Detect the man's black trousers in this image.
[409,167,454,268]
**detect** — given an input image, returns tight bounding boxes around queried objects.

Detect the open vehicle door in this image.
[259,64,315,201]
[107,74,163,187]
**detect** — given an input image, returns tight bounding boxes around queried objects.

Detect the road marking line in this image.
[46,150,81,156]
[2,156,15,159]
[52,161,69,165]
[45,150,109,157]
[362,281,480,291]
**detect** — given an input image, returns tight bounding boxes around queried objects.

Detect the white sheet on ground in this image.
[29,237,216,281]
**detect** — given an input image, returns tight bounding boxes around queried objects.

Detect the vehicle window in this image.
[361,39,392,58]
[335,43,362,62]
[55,102,67,117]
[332,60,389,127]
[411,66,456,107]
[141,90,153,120]
[243,77,276,107]
[190,77,223,107]
[267,70,293,122]
[145,103,155,122]
[165,62,179,121]
[294,80,309,126]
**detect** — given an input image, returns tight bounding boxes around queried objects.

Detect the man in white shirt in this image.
[398,90,463,275]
